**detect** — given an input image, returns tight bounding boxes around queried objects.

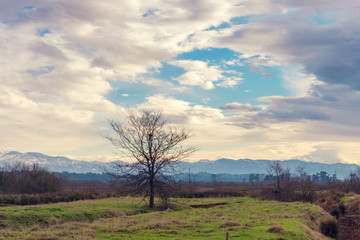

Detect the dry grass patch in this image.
[343,195,360,215]
[267,225,285,233]
[220,220,240,228]
[19,221,96,240]
[300,224,330,240]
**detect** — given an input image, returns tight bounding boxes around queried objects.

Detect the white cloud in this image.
[137,94,224,123]
[282,66,320,96]
[169,60,243,89]
[168,60,222,90]
[216,77,243,88]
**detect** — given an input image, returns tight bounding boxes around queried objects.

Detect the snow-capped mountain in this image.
[0,151,105,173]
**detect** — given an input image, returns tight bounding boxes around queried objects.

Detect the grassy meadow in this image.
[0,197,332,239]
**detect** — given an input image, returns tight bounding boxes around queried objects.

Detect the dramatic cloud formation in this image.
[1,0,360,164]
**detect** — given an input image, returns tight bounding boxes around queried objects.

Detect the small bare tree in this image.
[268,161,284,192]
[105,109,197,208]
[295,165,314,201]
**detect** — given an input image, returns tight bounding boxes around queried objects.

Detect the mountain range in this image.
[1,151,359,179]
[0,151,102,173]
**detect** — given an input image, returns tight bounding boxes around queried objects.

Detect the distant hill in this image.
[1,151,359,179]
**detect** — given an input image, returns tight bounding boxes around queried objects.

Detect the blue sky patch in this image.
[230,16,251,25]
[205,22,232,31]
[177,48,241,62]
[142,9,160,17]
[37,28,51,37]
[26,66,54,79]
[24,6,37,11]
[313,11,337,25]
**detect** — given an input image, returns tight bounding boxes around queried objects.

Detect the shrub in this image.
[330,208,340,218]
[320,218,338,238]
[339,203,346,215]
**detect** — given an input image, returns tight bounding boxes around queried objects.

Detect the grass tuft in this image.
[267,225,285,233]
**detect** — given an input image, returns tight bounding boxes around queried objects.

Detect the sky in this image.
[1,0,360,164]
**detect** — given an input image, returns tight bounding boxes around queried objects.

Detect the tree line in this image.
[0,162,61,194]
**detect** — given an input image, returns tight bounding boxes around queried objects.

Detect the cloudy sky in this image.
[1,0,360,163]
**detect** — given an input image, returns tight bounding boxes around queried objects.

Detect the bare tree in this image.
[105,109,197,208]
[268,161,284,192]
[295,165,314,201]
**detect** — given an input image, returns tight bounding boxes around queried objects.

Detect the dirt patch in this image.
[190,202,228,209]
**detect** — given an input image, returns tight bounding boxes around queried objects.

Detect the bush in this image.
[330,208,340,218]
[339,203,346,215]
[320,218,338,238]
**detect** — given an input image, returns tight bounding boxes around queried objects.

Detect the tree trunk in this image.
[149,177,155,208]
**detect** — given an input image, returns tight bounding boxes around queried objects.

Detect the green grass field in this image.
[0,197,331,239]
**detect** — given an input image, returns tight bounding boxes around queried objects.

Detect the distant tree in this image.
[249,173,260,186]
[0,162,61,194]
[319,171,330,182]
[345,170,360,193]
[330,172,337,182]
[295,165,314,201]
[105,109,197,208]
[211,174,218,183]
[268,161,284,192]
[348,171,359,184]
[282,167,291,183]
[312,171,330,182]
